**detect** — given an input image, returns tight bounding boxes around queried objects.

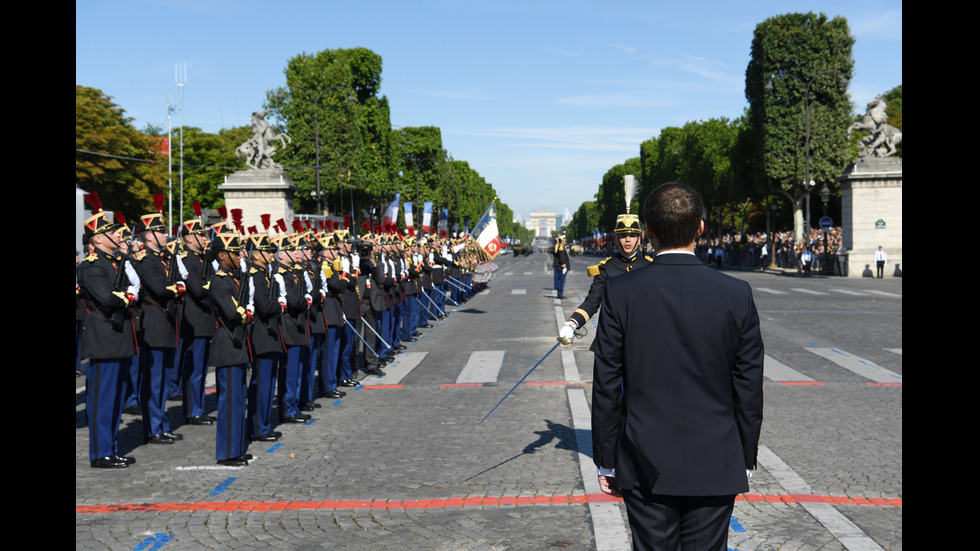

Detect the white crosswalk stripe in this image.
[456,351,506,384]
[806,348,901,383]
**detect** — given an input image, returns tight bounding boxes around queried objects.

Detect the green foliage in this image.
[264,47,396,216]
[745,12,855,192]
[883,84,902,157]
[76,85,168,218]
[169,126,251,220]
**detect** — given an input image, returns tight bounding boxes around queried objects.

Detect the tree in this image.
[265,47,396,219]
[745,12,854,240]
[882,85,902,157]
[76,85,168,219]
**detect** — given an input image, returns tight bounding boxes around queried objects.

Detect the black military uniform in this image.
[79,209,139,468]
[207,233,250,465]
[177,218,216,426]
[562,213,651,342]
[134,211,183,445]
[246,233,284,443]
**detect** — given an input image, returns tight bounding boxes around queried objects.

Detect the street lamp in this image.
[764,69,848,243]
[287,85,356,216]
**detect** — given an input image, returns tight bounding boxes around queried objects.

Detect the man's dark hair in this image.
[643,182,704,249]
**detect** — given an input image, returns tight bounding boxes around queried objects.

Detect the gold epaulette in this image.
[322,261,334,279]
[84,253,99,263]
[587,257,611,277]
[134,250,147,261]
[180,251,190,259]
[249,267,261,274]
[644,255,654,262]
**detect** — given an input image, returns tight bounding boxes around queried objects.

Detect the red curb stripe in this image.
[779,381,824,386]
[76,493,901,514]
[360,384,404,389]
[867,382,901,386]
[440,383,483,387]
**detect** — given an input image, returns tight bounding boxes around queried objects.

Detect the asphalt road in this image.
[76,252,902,550]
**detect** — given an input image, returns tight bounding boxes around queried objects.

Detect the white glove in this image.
[558,321,577,345]
[562,266,567,274]
[176,255,189,279]
[341,257,351,273]
[124,261,141,299]
[351,253,360,268]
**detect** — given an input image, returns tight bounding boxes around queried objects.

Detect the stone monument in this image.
[838,97,902,277]
[219,110,297,231]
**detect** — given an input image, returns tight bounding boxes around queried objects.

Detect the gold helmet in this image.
[615,175,642,234]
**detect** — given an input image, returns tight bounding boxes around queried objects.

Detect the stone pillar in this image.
[218,170,298,232]
[837,158,902,278]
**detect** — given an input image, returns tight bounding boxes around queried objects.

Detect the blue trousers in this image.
[317,328,341,395]
[278,345,304,420]
[302,333,325,403]
[179,336,211,419]
[87,357,130,461]
[339,321,356,382]
[247,353,279,439]
[215,363,247,461]
[140,346,175,438]
[554,267,567,298]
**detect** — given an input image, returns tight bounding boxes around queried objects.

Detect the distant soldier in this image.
[559,212,652,344]
[206,233,251,466]
[78,204,138,468]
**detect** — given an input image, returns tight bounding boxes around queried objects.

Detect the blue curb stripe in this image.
[209,477,236,496]
[266,443,283,453]
[133,532,172,550]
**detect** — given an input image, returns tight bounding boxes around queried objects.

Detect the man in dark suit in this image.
[592,182,764,551]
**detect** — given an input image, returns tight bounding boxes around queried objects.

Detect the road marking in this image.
[884,348,902,355]
[76,492,899,514]
[567,388,632,551]
[830,288,868,296]
[360,352,428,385]
[806,348,902,383]
[866,290,901,298]
[757,446,885,551]
[456,351,506,384]
[764,355,819,383]
[511,289,526,295]
[755,287,787,295]
[791,288,829,295]
[524,271,533,275]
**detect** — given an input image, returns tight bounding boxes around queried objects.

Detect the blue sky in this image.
[76,0,902,223]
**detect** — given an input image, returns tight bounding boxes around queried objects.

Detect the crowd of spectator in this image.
[578,226,849,275]
[694,227,847,275]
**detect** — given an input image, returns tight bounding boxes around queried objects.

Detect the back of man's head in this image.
[644,182,704,250]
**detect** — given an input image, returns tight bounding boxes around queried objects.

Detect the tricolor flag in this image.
[383,193,400,229]
[404,202,414,235]
[422,202,433,235]
[472,202,503,258]
[439,209,449,238]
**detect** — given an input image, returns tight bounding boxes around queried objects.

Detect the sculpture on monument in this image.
[236,110,292,171]
[847,96,902,158]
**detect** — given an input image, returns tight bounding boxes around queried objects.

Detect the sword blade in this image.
[477,340,562,427]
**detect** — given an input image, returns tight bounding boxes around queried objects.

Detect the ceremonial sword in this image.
[476,339,563,427]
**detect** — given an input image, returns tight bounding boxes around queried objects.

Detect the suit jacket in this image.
[591,252,764,496]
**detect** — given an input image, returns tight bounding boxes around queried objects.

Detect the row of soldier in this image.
[77,194,487,468]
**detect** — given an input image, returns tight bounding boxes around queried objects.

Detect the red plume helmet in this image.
[153,194,165,213]
[84,191,103,214]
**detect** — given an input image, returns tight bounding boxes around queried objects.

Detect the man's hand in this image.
[597,475,621,498]
[558,321,577,345]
